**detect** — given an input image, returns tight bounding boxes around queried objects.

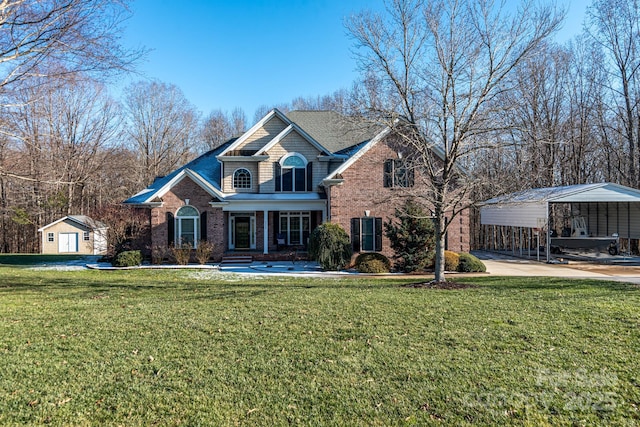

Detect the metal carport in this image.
[479,183,640,262]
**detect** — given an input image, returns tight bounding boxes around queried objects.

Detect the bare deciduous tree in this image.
[587,0,640,186]
[0,0,142,91]
[348,0,564,282]
[200,107,246,151]
[124,80,200,187]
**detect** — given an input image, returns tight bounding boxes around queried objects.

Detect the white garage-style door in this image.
[58,233,78,253]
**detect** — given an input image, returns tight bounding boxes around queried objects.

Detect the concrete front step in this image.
[220,255,253,265]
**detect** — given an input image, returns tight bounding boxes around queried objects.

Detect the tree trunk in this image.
[433,210,446,282]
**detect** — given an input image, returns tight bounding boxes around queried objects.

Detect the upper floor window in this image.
[276,153,312,192]
[47,232,54,242]
[233,168,252,189]
[384,159,414,188]
[83,231,90,241]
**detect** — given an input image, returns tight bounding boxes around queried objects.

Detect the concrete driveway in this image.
[474,251,640,284]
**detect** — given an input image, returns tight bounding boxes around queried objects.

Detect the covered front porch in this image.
[221,195,327,256]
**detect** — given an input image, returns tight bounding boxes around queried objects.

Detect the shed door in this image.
[59,233,78,253]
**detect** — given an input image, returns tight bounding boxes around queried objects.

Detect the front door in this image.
[234,217,251,249]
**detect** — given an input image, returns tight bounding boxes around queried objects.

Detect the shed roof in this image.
[38,215,108,232]
[483,183,640,205]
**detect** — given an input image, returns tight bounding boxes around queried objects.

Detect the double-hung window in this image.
[384,159,414,188]
[350,217,383,252]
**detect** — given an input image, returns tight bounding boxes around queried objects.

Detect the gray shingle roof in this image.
[123,111,387,206]
[123,140,234,205]
[67,215,108,230]
[286,110,381,154]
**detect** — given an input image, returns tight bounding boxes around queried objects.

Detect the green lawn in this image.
[1,267,639,426]
[0,254,95,266]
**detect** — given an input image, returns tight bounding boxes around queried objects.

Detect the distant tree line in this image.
[2,0,640,255]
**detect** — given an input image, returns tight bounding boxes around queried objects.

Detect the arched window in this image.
[277,153,311,192]
[233,168,252,189]
[281,153,307,168]
[176,205,199,247]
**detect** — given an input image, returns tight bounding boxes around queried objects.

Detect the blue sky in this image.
[121,0,589,120]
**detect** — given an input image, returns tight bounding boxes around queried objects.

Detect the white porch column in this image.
[263,210,269,254]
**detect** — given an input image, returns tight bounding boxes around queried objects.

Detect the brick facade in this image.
[135,110,471,263]
[329,136,470,259]
[150,177,226,261]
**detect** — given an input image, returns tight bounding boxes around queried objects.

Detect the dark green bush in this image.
[308,223,352,271]
[355,253,391,273]
[457,252,486,272]
[356,259,389,273]
[112,250,142,267]
[355,252,391,269]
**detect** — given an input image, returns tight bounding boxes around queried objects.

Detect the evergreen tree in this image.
[308,223,352,271]
[384,199,435,272]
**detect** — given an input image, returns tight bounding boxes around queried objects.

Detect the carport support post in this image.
[546,202,551,263]
[519,227,523,257]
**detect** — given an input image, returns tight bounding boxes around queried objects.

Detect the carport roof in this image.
[483,183,640,205]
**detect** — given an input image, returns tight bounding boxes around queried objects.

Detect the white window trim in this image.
[280,152,308,167]
[228,212,256,250]
[279,153,308,192]
[83,231,90,241]
[176,205,199,248]
[279,211,311,245]
[362,217,375,252]
[47,232,54,242]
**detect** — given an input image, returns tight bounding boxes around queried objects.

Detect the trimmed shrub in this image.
[171,243,192,265]
[457,252,486,272]
[355,253,391,273]
[112,250,142,267]
[195,240,214,264]
[308,223,352,271]
[151,245,170,265]
[444,250,460,271]
[356,259,389,274]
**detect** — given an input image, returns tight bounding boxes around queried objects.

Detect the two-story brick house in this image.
[124,109,470,261]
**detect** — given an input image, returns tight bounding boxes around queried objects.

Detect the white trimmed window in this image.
[276,153,311,192]
[176,205,199,248]
[279,211,311,245]
[350,217,383,252]
[83,231,90,241]
[47,232,54,242]
[233,168,252,189]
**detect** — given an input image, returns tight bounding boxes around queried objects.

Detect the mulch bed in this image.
[402,280,477,289]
